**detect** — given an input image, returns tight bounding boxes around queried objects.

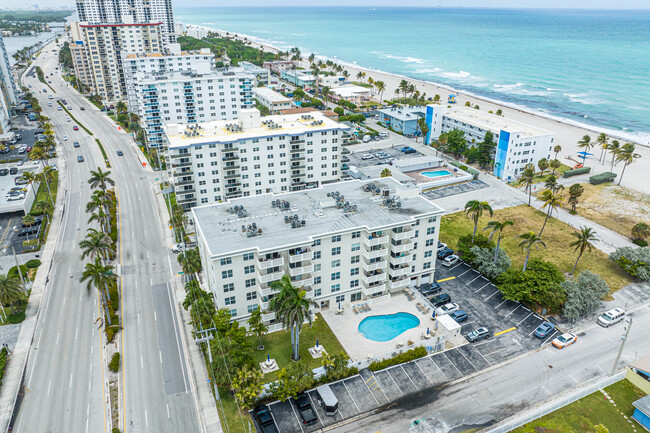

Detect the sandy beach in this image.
[199,25,650,195]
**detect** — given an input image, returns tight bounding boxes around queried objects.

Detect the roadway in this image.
[14,41,200,433]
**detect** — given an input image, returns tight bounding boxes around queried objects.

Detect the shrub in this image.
[633,239,649,247]
[469,246,511,281]
[368,347,427,372]
[0,347,7,386]
[112,429,121,433]
[562,271,609,320]
[563,166,591,178]
[609,247,650,281]
[25,259,41,269]
[108,352,120,373]
[497,259,566,313]
[8,265,29,280]
[456,234,494,262]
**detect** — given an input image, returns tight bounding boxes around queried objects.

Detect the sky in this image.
[19,0,650,9]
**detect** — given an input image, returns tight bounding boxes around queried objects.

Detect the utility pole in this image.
[611,317,633,375]
[12,247,27,292]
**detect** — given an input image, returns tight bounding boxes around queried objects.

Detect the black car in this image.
[18,226,40,237]
[21,216,42,228]
[9,167,18,175]
[0,169,8,176]
[253,405,278,433]
[77,155,84,162]
[294,393,317,425]
[80,106,85,110]
[429,293,451,308]
[437,248,454,260]
[421,282,442,296]
[117,150,124,156]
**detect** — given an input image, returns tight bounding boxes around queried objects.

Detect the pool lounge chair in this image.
[353,306,359,314]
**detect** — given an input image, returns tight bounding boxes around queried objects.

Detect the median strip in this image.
[494,327,517,336]
[95,139,111,168]
[56,101,93,135]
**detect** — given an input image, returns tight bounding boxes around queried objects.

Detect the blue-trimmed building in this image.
[425,105,554,180]
[377,106,426,136]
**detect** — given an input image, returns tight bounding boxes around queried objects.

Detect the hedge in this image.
[0,347,7,386]
[95,139,111,168]
[563,166,591,178]
[108,352,120,373]
[25,259,42,269]
[368,346,428,371]
[589,172,617,185]
[8,265,29,281]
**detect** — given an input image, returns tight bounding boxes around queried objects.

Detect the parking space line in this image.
[360,376,381,407]
[467,274,482,285]
[427,356,448,380]
[485,290,500,300]
[457,268,474,278]
[414,360,435,386]
[457,348,478,372]
[542,330,559,346]
[475,282,490,293]
[287,399,306,433]
[443,352,464,376]
[517,312,534,327]
[496,299,510,308]
[468,345,492,367]
[399,365,419,390]
[505,304,522,318]
[342,380,362,413]
[447,262,464,272]
[370,371,391,402]
[307,393,324,427]
[385,369,404,395]
[521,306,531,312]
[569,374,579,384]
[494,327,517,336]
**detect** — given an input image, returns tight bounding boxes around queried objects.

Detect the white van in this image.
[597,308,625,327]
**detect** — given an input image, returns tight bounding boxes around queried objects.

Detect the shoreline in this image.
[182,23,650,194]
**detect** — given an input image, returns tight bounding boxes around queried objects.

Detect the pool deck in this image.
[320,291,440,363]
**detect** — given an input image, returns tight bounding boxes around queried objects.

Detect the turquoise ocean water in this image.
[176,7,650,144]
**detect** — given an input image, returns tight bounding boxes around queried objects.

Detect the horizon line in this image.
[173,5,650,10]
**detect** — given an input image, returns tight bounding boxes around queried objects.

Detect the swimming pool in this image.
[420,170,452,178]
[358,312,420,342]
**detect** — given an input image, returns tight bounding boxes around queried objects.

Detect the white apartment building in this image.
[262,60,294,75]
[165,108,350,209]
[75,0,175,45]
[77,20,164,102]
[238,61,270,86]
[69,22,94,90]
[0,35,17,134]
[192,177,444,326]
[425,105,555,180]
[253,87,294,113]
[126,56,254,148]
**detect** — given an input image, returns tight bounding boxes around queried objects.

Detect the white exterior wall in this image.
[500,133,555,179]
[253,87,294,113]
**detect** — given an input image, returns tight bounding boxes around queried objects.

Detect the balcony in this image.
[361,271,387,285]
[174,178,194,186]
[257,270,283,284]
[289,248,313,263]
[388,266,410,278]
[291,172,304,178]
[262,311,276,322]
[258,256,284,270]
[362,284,386,296]
[363,248,388,260]
[258,285,279,298]
[291,146,305,152]
[388,278,410,290]
[290,139,305,144]
[291,164,306,170]
[392,228,415,241]
[260,299,270,310]
[171,160,192,168]
[361,259,387,272]
[290,155,306,161]
[176,187,195,194]
[363,235,389,247]
[390,241,414,254]
[289,264,314,277]
[225,181,242,187]
[291,277,313,288]
[222,155,239,162]
[177,196,196,205]
[390,254,414,266]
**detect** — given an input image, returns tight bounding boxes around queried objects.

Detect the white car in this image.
[552,333,577,349]
[57,106,62,111]
[171,244,183,253]
[6,193,26,201]
[48,95,53,100]
[436,302,459,316]
[62,135,68,141]
[361,154,374,160]
[66,117,71,122]
[437,242,448,252]
[442,254,460,267]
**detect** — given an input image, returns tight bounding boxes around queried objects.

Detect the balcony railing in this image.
[289,248,313,263]
[388,278,410,290]
[363,235,389,247]
[362,248,388,260]
[388,266,410,278]
[390,254,414,266]
[257,270,283,284]
[361,272,387,285]
[390,241,414,254]
[392,229,415,241]
[258,256,284,269]
[362,284,386,296]
[289,264,314,277]
[361,259,387,272]
[262,311,276,322]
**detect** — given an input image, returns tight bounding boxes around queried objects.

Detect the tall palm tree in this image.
[594,133,608,163]
[270,275,317,361]
[464,200,494,242]
[20,171,38,194]
[553,145,562,160]
[549,159,562,175]
[115,100,127,114]
[519,164,535,206]
[615,143,641,186]
[80,258,116,325]
[308,53,315,64]
[320,86,331,101]
[515,231,546,271]
[178,248,202,276]
[577,135,592,163]
[34,200,52,216]
[28,146,50,167]
[79,228,115,264]
[569,226,597,275]
[0,274,25,313]
[375,81,386,104]
[310,65,320,93]
[607,140,620,171]
[88,168,115,191]
[86,189,113,233]
[484,220,514,263]
[538,189,564,236]
[37,165,56,205]
[88,208,109,233]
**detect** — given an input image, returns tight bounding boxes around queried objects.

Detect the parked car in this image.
[400,146,413,152]
[0,169,8,176]
[15,177,28,185]
[533,321,556,338]
[171,244,183,253]
[9,168,18,175]
[552,333,577,349]
[7,192,26,201]
[26,146,32,152]
[420,282,442,296]
[437,248,454,260]
[437,242,447,252]
[252,405,278,433]
[294,393,318,426]
[18,146,26,154]
[442,254,460,267]
[117,150,124,156]
[597,308,626,328]
[73,141,80,148]
[451,310,468,323]
[429,293,451,307]
[361,154,373,160]
[466,327,490,342]
[18,226,39,236]
[22,216,42,228]
[436,302,459,316]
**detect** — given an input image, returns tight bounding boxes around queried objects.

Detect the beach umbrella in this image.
[426,327,430,335]
[576,151,594,157]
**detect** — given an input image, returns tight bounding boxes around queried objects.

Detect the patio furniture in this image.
[395,342,403,348]
[422,308,430,315]
[353,306,359,314]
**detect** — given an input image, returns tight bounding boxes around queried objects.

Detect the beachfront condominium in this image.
[0,35,18,134]
[253,87,295,114]
[164,108,350,210]
[192,177,444,327]
[75,0,176,45]
[124,49,254,148]
[425,105,555,180]
[72,19,164,102]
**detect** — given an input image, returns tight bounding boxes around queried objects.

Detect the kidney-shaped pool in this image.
[358,312,420,342]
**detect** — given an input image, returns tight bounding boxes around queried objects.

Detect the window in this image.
[313,251,321,260]
[247,305,258,313]
[331,260,340,268]
[314,289,322,297]
[243,252,254,261]
[221,270,233,279]
[425,239,434,247]
[313,239,321,246]
[423,262,432,270]
[245,278,256,288]
[350,279,359,288]
[331,272,341,281]
[335,295,345,303]
[314,276,322,284]
[223,283,234,293]
[351,243,360,252]
[224,296,236,306]
[424,250,432,258]
[352,231,361,239]
[427,227,436,235]
[331,284,341,293]
[332,235,341,242]
[331,247,341,256]
[246,291,257,301]
[244,265,255,274]
[314,263,321,272]
[229,309,237,317]
[350,268,359,276]
[220,257,232,266]
[351,255,360,264]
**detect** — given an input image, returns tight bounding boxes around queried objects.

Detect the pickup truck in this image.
[295,393,318,425]
[253,405,278,433]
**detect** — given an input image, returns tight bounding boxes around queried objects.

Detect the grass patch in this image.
[439,205,632,292]
[216,386,250,433]
[95,139,110,168]
[35,66,56,92]
[57,101,93,135]
[248,313,346,383]
[22,239,38,247]
[512,379,646,433]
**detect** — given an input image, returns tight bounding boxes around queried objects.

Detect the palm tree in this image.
[595,133,608,163]
[34,200,52,216]
[178,248,202,276]
[519,164,535,206]
[88,168,115,191]
[577,135,592,163]
[308,53,315,64]
[615,143,641,186]
[270,275,317,361]
[516,231,546,271]
[0,274,25,313]
[28,146,50,167]
[320,86,331,101]
[356,71,364,81]
[553,145,562,160]
[22,214,36,228]
[20,171,38,194]
[537,158,549,176]
[375,81,386,103]
[569,226,597,275]
[80,257,116,325]
[79,228,115,263]
[88,208,109,232]
[538,189,564,236]
[86,189,113,233]
[310,65,320,93]
[483,220,514,263]
[380,168,391,178]
[464,200,494,242]
[606,140,620,171]
[115,101,127,114]
[549,159,561,175]
[37,165,56,205]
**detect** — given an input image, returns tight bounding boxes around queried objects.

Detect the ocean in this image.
[176,7,650,144]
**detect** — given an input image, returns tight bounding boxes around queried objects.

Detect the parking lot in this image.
[344,146,424,169]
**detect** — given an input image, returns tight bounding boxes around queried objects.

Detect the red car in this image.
[73,125,79,131]
[26,146,33,152]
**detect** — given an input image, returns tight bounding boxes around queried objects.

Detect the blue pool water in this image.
[358,312,420,342]
[420,170,452,178]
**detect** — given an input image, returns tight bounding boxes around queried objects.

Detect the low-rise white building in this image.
[192,177,444,326]
[330,84,371,105]
[238,61,270,86]
[262,60,294,75]
[253,87,294,113]
[165,108,350,209]
[425,105,555,180]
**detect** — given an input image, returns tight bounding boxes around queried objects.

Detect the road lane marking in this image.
[141,355,143,369]
[437,276,455,282]
[63,295,66,305]
[145,410,148,427]
[69,373,73,388]
[75,327,78,339]
[56,333,60,345]
[167,283,189,392]
[159,350,163,363]
[167,404,170,419]
[88,381,91,392]
[154,311,157,321]
[47,379,51,395]
[494,327,517,336]
[137,313,140,324]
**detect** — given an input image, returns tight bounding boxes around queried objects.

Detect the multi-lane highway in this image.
[14,41,201,433]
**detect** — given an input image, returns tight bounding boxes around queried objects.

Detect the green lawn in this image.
[439,205,631,292]
[248,313,347,383]
[216,387,251,433]
[512,379,646,433]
